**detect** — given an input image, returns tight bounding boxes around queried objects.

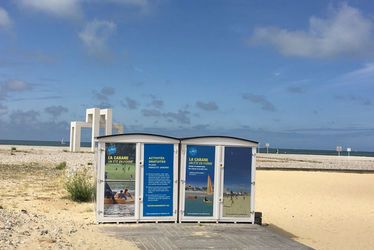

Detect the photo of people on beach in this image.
[104,143,136,217]
[223,147,252,217]
[184,145,215,217]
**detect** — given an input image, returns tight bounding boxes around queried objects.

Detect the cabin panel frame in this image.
[95,133,179,223]
[179,137,257,223]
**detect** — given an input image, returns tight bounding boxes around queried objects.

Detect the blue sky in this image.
[0,0,374,150]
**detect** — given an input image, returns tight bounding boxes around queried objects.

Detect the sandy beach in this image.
[256,170,374,249]
[0,145,137,250]
[1,145,374,249]
[257,153,374,171]
[256,153,374,249]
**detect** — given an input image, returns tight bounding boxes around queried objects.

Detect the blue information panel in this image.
[185,145,215,217]
[143,144,174,217]
[223,147,252,217]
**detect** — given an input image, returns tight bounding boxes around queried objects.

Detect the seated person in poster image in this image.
[114,188,133,200]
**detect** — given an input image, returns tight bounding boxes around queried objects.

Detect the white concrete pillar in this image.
[86,108,98,123]
[70,122,80,152]
[91,109,100,152]
[74,123,81,152]
[69,122,74,152]
[103,109,112,135]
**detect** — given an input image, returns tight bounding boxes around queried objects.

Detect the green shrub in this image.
[56,161,67,170]
[11,147,16,151]
[65,169,94,202]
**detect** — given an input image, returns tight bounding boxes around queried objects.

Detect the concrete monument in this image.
[69,108,124,152]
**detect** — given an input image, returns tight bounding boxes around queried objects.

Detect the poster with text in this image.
[104,143,136,217]
[184,145,215,217]
[143,144,174,217]
[223,147,252,217]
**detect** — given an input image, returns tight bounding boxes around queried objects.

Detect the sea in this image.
[0,139,374,157]
[0,139,91,148]
[257,148,374,157]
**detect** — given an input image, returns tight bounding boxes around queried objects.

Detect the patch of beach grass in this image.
[65,168,94,202]
[9,147,30,154]
[56,161,67,170]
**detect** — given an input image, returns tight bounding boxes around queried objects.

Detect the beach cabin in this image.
[179,136,258,223]
[95,133,179,223]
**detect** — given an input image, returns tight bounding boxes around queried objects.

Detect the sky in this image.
[0,0,374,151]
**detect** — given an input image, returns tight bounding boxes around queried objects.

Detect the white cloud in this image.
[78,0,151,13]
[0,80,32,100]
[79,19,117,57]
[105,0,149,7]
[17,0,153,21]
[0,103,7,115]
[250,4,374,58]
[0,7,12,28]
[17,0,81,19]
[343,63,374,78]
[84,0,152,14]
[336,63,374,86]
